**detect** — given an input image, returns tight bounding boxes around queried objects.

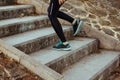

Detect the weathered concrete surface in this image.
[62,50,120,80]
[0,15,50,38]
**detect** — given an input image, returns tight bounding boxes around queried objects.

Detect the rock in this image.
[108,15,120,27]
[88,13,97,19]
[107,7,118,15]
[108,0,120,9]
[94,24,102,30]
[113,28,120,32]
[84,1,108,17]
[67,0,83,6]
[70,8,87,17]
[81,18,90,23]
[117,33,120,41]
[98,18,111,26]
[62,2,74,10]
[102,27,115,36]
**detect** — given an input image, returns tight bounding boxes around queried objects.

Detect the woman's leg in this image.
[47,0,83,50]
[57,10,84,36]
[57,11,74,23]
[48,0,67,42]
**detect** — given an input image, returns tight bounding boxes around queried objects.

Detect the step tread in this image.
[1,26,71,46]
[30,38,96,65]
[0,5,33,11]
[0,15,47,27]
[62,50,120,80]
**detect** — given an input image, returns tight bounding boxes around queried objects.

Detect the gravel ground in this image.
[0,53,42,80]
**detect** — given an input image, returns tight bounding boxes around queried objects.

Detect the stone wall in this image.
[60,0,120,40]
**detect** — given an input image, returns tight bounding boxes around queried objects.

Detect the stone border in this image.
[0,39,64,80]
[91,51,120,80]
[81,24,120,51]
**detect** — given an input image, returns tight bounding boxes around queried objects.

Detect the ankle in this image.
[72,19,77,25]
[63,41,69,45]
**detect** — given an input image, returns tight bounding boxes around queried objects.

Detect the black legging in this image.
[48,0,74,42]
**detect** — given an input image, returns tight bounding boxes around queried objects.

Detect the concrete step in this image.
[0,0,16,6]
[62,50,120,80]
[0,15,50,38]
[30,38,98,73]
[0,5,35,20]
[1,26,73,54]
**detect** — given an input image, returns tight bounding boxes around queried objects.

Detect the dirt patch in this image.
[0,53,42,80]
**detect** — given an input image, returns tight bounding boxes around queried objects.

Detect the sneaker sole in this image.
[53,47,72,51]
[74,21,83,36]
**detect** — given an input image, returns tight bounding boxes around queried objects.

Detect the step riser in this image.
[47,40,99,73]
[92,56,119,80]
[0,0,16,6]
[0,18,50,38]
[15,28,73,54]
[0,6,35,20]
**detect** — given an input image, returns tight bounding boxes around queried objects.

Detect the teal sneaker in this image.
[72,19,83,36]
[53,41,71,51]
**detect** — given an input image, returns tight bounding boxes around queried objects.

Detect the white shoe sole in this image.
[53,47,72,51]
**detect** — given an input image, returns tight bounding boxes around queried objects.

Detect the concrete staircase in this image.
[0,1,120,80]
